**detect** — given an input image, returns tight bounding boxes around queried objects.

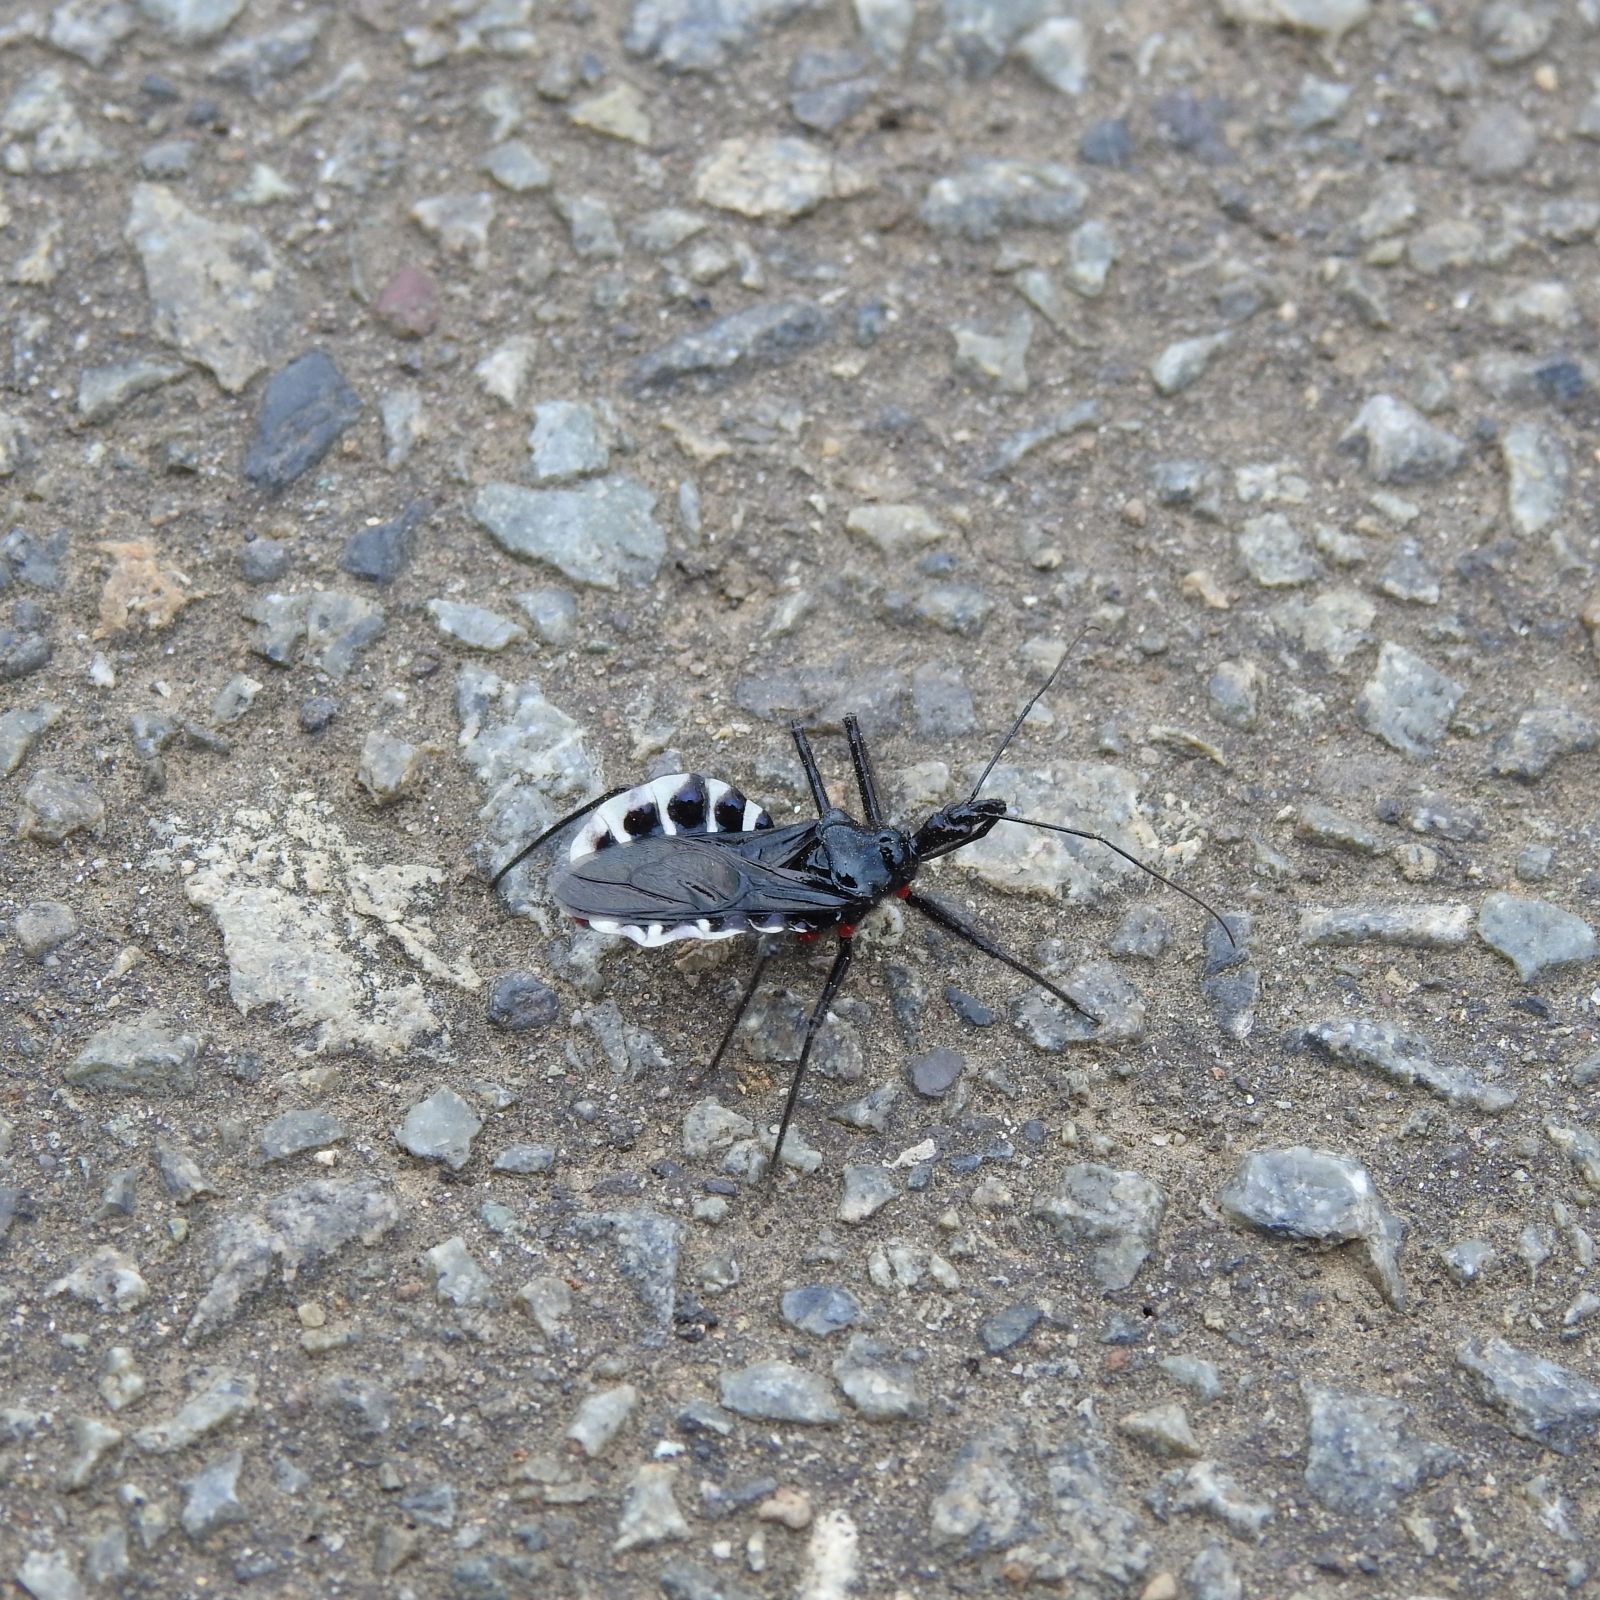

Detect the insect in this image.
[491,646,1232,1177]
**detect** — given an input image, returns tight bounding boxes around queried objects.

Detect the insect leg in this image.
[843,715,885,826]
[791,723,832,815]
[490,785,632,889]
[696,935,782,1086]
[767,935,855,1179]
[905,890,1093,1020]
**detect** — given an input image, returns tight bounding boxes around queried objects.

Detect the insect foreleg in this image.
[790,724,832,816]
[767,935,855,1180]
[697,935,783,1086]
[843,715,885,826]
[905,890,1093,1020]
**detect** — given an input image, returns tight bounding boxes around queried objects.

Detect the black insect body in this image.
[492,649,1230,1177]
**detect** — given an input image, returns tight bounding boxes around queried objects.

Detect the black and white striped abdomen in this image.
[571,773,772,861]
[570,774,789,948]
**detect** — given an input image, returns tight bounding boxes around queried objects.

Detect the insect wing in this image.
[551,832,844,926]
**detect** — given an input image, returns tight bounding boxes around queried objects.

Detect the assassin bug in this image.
[490,645,1232,1177]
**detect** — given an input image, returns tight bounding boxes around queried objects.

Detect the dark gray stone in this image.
[1456,1337,1600,1455]
[624,0,822,71]
[719,1360,841,1424]
[909,1047,964,1098]
[473,476,665,591]
[1302,1381,1459,1512]
[1477,892,1596,982]
[780,1284,862,1337]
[492,1143,556,1174]
[297,694,336,733]
[260,1109,348,1162]
[1488,706,1598,783]
[238,537,289,583]
[1079,118,1132,166]
[488,971,560,1030]
[632,300,827,390]
[243,351,362,493]
[0,621,52,682]
[1220,1146,1408,1309]
[340,502,427,585]
[1,529,68,590]
[977,1302,1042,1354]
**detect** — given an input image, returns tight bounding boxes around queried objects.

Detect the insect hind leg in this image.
[791,724,832,815]
[695,935,783,1087]
[906,890,1093,1021]
[766,935,855,1181]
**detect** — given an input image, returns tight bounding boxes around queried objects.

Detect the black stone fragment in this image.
[339,501,428,585]
[977,1303,1042,1355]
[244,351,362,493]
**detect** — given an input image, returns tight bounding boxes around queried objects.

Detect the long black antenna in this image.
[967,625,1097,803]
[998,815,1237,947]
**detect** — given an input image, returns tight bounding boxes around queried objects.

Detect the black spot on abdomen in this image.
[667,775,707,831]
[623,799,662,838]
[714,788,747,832]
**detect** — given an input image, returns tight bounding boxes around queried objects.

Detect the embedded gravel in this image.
[3,1,1600,1597]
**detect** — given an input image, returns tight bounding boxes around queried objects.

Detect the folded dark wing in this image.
[551,833,843,923]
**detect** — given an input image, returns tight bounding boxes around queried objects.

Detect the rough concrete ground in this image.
[3,0,1600,1596]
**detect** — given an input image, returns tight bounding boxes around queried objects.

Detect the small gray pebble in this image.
[909,1047,964,1098]
[13,900,77,958]
[976,1302,1042,1354]
[487,971,560,1031]
[239,539,289,584]
[298,695,337,734]
[780,1284,862,1337]
[493,1144,556,1175]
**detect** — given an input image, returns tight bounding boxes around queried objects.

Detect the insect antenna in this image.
[997,815,1236,947]
[489,786,630,889]
[967,624,1098,803]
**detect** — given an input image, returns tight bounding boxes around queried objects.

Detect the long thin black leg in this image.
[791,723,831,815]
[766,935,855,1179]
[695,936,780,1086]
[843,715,884,826]
[490,785,631,889]
[906,891,1092,1020]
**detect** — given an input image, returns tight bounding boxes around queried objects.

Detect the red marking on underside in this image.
[895,886,911,899]
[797,932,817,944]
[838,923,857,939]
[574,917,589,927]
